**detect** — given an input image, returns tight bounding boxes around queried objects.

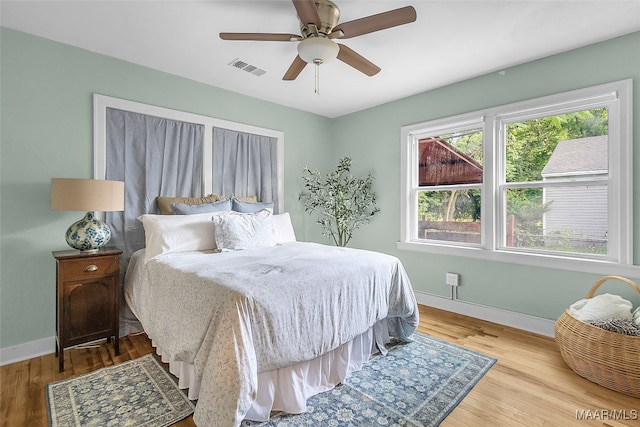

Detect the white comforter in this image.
[125,241,418,427]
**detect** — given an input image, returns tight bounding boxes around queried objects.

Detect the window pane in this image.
[417,189,481,243]
[418,128,483,186]
[505,107,608,183]
[505,186,607,255]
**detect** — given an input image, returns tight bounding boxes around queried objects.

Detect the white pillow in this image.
[272,212,297,243]
[138,212,222,263]
[212,210,276,250]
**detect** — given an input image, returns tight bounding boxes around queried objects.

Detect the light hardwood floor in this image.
[1,305,638,426]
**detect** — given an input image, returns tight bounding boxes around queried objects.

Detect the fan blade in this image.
[292,0,321,27]
[220,32,300,42]
[283,55,308,80]
[337,44,381,77]
[332,6,416,39]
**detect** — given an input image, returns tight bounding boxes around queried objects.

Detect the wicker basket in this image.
[554,275,640,397]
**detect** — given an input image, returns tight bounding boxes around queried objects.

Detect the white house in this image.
[541,136,608,251]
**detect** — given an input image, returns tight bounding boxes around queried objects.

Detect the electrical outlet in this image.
[446,272,459,287]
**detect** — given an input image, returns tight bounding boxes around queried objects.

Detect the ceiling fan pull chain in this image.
[314,59,321,95]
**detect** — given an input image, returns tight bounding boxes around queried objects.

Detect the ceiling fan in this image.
[220,0,417,81]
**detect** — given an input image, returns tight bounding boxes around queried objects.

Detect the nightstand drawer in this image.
[60,256,119,280]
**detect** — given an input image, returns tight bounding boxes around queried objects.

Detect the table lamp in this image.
[51,178,125,252]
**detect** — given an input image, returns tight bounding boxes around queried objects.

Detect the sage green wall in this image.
[331,31,640,320]
[0,28,332,349]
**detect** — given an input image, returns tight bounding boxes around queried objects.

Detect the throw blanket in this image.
[570,293,634,323]
[125,242,419,427]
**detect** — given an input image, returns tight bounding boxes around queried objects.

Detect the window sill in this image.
[396,240,640,277]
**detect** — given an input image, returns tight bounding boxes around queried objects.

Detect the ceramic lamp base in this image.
[65,212,111,252]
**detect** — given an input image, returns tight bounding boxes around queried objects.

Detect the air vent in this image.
[228,58,266,77]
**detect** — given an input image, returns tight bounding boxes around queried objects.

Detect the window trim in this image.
[399,79,635,276]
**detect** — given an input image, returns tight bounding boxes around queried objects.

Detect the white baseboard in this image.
[414,290,556,337]
[0,336,56,366]
[1,292,555,365]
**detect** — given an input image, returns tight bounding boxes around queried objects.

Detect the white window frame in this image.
[399,79,635,276]
[92,94,285,213]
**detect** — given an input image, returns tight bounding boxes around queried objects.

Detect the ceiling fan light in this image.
[297,37,339,64]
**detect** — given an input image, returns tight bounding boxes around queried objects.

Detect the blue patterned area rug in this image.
[46,354,195,427]
[243,333,496,427]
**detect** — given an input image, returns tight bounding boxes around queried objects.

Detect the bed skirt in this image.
[151,320,391,422]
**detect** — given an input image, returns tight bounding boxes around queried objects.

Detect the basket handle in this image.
[586,275,640,298]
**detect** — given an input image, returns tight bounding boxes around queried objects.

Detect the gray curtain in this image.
[213,128,279,213]
[104,108,204,267]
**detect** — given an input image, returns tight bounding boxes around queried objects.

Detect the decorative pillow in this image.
[212,210,276,250]
[171,199,231,214]
[272,212,296,243]
[231,197,274,213]
[138,212,224,262]
[156,194,226,215]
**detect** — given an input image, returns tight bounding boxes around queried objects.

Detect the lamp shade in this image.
[51,178,124,212]
[297,37,339,64]
[51,178,125,252]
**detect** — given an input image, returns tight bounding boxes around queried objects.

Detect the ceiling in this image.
[2,1,640,118]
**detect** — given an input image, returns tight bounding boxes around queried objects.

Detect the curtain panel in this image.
[212,127,279,213]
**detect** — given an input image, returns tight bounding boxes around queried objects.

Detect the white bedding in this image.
[124,241,418,427]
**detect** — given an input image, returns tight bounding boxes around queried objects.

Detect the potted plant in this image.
[299,157,380,247]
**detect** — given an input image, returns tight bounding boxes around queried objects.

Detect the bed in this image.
[123,208,419,427]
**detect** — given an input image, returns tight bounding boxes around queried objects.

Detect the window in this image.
[501,108,609,256]
[416,124,484,245]
[399,80,633,274]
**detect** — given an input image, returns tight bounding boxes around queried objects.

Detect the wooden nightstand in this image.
[53,246,122,372]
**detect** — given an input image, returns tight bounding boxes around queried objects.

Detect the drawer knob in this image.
[84,264,99,272]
